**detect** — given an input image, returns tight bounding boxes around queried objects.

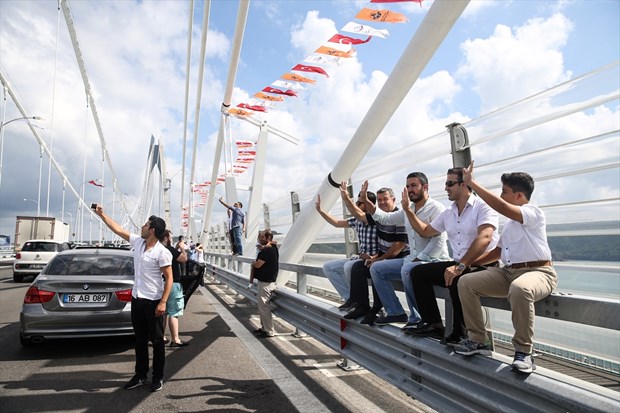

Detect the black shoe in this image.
[338,299,356,311]
[256,331,275,338]
[374,313,408,325]
[170,340,189,347]
[124,374,148,390]
[344,306,370,320]
[441,332,466,347]
[405,323,445,339]
[360,308,381,325]
[401,321,424,331]
[150,378,163,392]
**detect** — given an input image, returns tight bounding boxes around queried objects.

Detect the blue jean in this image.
[231,226,243,255]
[322,258,360,300]
[370,258,423,323]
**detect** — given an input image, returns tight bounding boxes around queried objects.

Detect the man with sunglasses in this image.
[403,168,499,346]
[315,187,378,311]
[454,162,557,374]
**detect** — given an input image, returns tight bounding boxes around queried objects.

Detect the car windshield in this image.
[45,254,134,276]
[22,242,60,252]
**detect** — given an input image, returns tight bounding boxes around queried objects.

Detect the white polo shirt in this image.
[372,196,450,262]
[429,194,499,261]
[130,234,172,300]
[499,203,552,265]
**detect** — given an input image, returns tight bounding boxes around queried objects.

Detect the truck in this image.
[14,216,70,251]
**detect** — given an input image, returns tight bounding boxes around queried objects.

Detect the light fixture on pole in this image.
[23,198,40,217]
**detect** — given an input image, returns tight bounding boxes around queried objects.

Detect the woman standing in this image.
[162,230,190,347]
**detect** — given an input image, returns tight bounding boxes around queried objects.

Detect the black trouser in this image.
[131,297,165,380]
[349,260,383,310]
[411,261,485,336]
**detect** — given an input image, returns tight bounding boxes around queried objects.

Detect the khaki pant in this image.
[258,281,277,336]
[458,266,557,354]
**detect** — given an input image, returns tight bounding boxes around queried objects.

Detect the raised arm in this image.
[463,161,523,223]
[340,181,367,223]
[218,198,232,210]
[360,180,376,214]
[315,194,349,228]
[400,187,440,238]
[93,204,130,242]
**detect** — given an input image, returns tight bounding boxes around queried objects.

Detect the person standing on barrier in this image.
[454,163,557,374]
[362,174,450,329]
[315,189,378,311]
[219,198,245,256]
[249,229,279,338]
[404,168,499,346]
[345,186,409,325]
[93,206,173,392]
[162,230,190,348]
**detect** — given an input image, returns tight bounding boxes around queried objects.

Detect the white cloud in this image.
[457,13,574,112]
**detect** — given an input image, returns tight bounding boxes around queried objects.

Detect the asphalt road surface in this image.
[0,266,434,413]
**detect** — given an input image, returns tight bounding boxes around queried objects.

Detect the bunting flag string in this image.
[371,0,423,4]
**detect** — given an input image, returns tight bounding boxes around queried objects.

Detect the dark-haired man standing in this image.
[94,206,173,392]
[454,162,557,374]
[249,229,279,338]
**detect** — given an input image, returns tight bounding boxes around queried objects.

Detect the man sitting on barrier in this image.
[405,167,499,346]
[344,185,409,325]
[315,189,379,311]
[362,173,450,328]
[454,162,557,374]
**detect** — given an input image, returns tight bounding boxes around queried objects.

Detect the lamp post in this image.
[23,198,39,217]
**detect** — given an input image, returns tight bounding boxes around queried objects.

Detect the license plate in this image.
[30,264,45,269]
[63,293,108,303]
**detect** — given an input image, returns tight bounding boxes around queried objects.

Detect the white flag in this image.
[341,21,389,39]
[272,80,305,90]
[304,54,343,66]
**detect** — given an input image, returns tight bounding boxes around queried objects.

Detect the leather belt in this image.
[506,260,552,269]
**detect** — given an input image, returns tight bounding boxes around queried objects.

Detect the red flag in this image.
[327,34,372,45]
[291,64,330,78]
[371,0,422,4]
[262,86,298,97]
[237,103,267,112]
[88,180,104,188]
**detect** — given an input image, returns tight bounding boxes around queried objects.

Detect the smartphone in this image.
[90,203,97,210]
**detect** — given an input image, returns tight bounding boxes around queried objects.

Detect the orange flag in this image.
[315,46,356,58]
[227,107,253,116]
[254,92,285,101]
[281,73,316,84]
[355,8,408,23]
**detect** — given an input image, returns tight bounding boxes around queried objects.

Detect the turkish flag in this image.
[88,180,104,188]
[327,34,372,46]
[262,87,297,97]
[291,64,330,78]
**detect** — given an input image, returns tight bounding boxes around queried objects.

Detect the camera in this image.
[90,203,97,210]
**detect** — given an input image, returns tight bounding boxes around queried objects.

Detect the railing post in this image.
[446,122,471,168]
[292,271,308,338]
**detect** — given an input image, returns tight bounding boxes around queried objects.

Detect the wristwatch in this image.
[455,262,467,272]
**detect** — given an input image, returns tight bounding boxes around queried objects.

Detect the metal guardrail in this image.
[204,253,619,413]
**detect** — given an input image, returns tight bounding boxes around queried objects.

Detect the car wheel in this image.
[13,272,24,282]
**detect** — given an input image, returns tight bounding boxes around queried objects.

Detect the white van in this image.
[13,240,71,282]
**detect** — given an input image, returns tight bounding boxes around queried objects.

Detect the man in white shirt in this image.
[404,168,499,346]
[362,173,449,329]
[94,206,173,392]
[454,162,557,374]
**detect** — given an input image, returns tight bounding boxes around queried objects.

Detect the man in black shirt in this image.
[249,229,279,338]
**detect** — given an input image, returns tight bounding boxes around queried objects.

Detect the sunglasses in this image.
[445,180,462,187]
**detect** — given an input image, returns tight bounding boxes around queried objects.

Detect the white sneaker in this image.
[512,352,536,373]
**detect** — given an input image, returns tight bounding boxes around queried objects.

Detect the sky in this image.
[0,0,618,242]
